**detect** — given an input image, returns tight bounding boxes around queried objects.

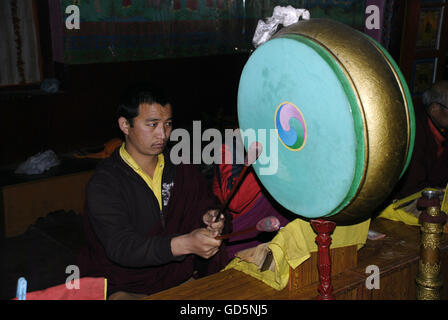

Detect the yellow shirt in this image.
[119,143,165,210]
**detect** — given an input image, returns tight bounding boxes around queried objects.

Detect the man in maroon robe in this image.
[390,80,448,200]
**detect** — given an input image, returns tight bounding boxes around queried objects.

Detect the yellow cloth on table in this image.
[377,187,442,227]
[224,217,371,291]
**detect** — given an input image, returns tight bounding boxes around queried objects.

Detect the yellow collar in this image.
[119,143,165,210]
[119,143,164,176]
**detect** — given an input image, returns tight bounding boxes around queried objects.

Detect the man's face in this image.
[429,102,448,130]
[121,102,173,157]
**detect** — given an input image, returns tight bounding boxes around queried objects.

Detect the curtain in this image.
[0,0,42,86]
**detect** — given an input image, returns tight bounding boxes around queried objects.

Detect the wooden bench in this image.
[0,158,97,238]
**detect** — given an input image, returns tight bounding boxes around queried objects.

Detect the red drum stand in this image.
[310,219,337,300]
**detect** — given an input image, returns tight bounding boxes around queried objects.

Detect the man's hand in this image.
[203,209,225,235]
[171,228,222,259]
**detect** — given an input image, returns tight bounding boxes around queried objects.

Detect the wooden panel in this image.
[335,288,361,300]
[353,218,448,300]
[371,263,418,299]
[399,0,448,96]
[145,269,285,300]
[274,270,365,300]
[289,245,358,290]
[399,0,421,83]
[1,170,93,237]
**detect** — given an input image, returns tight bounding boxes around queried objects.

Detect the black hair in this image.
[117,84,172,127]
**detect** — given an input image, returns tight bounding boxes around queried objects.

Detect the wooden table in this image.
[145,218,448,300]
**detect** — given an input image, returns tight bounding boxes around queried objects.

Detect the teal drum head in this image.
[237,35,366,219]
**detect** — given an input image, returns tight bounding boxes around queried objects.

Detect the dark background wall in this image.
[0,55,247,167]
[0,0,249,168]
[0,1,251,168]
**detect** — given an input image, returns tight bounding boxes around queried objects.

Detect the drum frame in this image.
[240,19,415,224]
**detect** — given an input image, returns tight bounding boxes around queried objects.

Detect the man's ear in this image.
[118,117,130,135]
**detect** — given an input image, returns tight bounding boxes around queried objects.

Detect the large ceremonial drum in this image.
[237,19,415,224]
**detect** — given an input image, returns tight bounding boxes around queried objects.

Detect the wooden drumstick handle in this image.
[216,216,281,240]
[214,142,263,222]
[215,225,257,240]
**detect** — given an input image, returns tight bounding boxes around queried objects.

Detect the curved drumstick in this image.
[216,216,280,240]
[213,141,263,223]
